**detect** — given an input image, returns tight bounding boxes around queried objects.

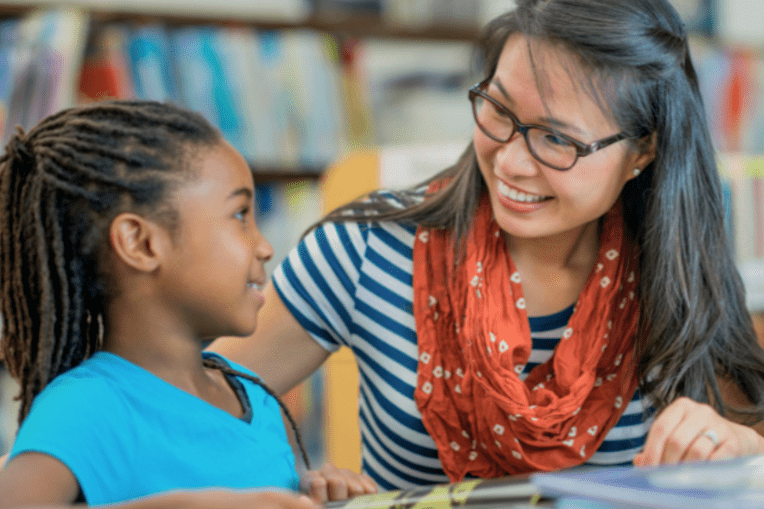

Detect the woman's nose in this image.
[495,131,540,177]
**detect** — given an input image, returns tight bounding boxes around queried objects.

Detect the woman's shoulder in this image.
[319,187,426,235]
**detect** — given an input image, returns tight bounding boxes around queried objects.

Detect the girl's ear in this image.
[108,213,169,272]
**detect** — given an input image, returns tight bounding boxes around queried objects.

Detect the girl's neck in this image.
[103,295,209,391]
[103,296,245,419]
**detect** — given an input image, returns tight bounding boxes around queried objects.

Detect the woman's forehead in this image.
[493,34,618,131]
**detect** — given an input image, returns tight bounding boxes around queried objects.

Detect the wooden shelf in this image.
[0,6,480,41]
[250,168,323,183]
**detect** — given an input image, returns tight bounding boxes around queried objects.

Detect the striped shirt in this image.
[273,197,653,490]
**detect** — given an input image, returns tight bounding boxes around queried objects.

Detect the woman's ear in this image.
[634,132,657,172]
[108,213,169,273]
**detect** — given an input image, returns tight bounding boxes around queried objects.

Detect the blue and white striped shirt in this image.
[273,197,652,490]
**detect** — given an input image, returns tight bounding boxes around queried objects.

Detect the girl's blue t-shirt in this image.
[9,351,298,506]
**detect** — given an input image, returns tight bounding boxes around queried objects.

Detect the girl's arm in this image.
[208,282,331,396]
[0,452,318,509]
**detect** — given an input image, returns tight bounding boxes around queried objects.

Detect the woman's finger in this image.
[640,397,693,466]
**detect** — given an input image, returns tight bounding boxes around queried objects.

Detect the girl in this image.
[211,0,764,489]
[0,100,376,507]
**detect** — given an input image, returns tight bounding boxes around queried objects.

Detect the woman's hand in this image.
[635,397,764,466]
[301,463,378,503]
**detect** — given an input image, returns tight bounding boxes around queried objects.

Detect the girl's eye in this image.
[234,207,250,222]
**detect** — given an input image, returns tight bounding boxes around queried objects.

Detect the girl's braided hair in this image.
[0,99,309,469]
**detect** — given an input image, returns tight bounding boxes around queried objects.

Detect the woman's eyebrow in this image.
[490,78,587,136]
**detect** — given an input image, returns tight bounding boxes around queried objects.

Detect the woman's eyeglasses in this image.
[468,79,631,171]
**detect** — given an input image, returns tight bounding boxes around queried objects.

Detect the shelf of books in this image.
[0,1,480,465]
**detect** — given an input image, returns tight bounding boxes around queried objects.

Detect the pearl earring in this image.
[633,168,641,177]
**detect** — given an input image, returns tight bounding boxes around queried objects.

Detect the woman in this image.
[211,0,764,490]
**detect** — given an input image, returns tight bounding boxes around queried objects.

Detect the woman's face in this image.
[474,34,654,242]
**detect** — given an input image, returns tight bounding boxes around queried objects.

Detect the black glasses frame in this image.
[468,79,631,171]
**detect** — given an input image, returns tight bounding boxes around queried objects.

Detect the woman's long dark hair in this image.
[317,0,764,419]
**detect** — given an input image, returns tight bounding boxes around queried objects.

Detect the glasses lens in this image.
[526,127,578,170]
[472,94,515,142]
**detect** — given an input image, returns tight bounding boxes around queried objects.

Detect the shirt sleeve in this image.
[272,221,368,351]
[9,375,132,504]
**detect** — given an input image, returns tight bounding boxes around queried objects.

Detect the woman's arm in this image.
[208,282,331,396]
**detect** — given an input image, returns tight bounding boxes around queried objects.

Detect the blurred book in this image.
[2,7,89,144]
[350,39,476,147]
[382,0,480,28]
[312,0,381,14]
[78,23,134,102]
[126,23,179,103]
[250,30,295,167]
[170,25,251,159]
[532,454,764,509]
[671,0,716,38]
[0,18,20,141]
[0,0,312,23]
[325,474,543,509]
[718,153,764,262]
[281,31,346,169]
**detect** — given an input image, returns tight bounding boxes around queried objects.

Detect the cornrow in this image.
[202,357,312,471]
[0,100,219,423]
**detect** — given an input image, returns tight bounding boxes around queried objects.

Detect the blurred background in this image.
[0,0,763,472]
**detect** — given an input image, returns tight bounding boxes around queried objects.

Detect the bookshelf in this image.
[0,1,481,466]
[0,3,480,182]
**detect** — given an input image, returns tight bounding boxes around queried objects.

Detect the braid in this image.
[202,357,312,471]
[0,100,219,423]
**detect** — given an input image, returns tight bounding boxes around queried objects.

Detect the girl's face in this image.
[160,141,273,340]
[474,35,654,243]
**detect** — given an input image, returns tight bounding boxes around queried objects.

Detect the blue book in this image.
[0,18,19,141]
[170,25,252,160]
[532,455,764,508]
[126,24,178,103]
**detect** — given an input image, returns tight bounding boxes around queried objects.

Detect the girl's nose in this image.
[253,228,274,262]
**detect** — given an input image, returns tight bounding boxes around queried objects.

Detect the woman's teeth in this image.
[498,181,548,203]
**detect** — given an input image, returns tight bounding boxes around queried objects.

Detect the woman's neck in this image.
[506,221,600,316]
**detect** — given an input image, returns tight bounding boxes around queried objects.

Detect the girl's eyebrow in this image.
[227,188,253,201]
[490,77,587,137]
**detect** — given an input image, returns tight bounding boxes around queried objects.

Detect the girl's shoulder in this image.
[201,351,259,380]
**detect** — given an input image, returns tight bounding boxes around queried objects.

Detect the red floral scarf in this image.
[413,192,640,480]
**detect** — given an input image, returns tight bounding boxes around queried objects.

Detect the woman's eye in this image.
[542,132,573,147]
[487,102,512,120]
